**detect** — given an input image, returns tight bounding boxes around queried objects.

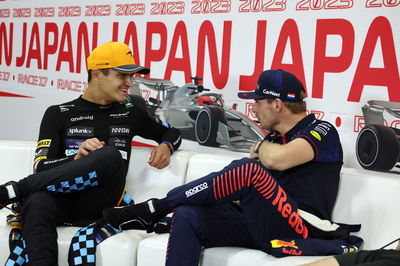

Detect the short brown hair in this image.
[87,68,110,82]
[266,90,306,114]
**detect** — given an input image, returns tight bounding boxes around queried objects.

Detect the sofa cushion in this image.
[332,167,400,250]
[136,233,325,266]
[126,147,195,202]
[185,153,243,183]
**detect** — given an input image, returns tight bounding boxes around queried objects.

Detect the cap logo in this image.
[287,93,296,99]
[262,89,280,97]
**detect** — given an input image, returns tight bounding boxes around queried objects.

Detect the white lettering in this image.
[185,182,208,197]
[262,89,280,97]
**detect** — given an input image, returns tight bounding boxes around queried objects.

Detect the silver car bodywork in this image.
[132,77,266,152]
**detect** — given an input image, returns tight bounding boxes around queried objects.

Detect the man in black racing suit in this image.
[0,41,181,265]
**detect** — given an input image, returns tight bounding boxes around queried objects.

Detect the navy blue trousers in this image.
[165,158,309,266]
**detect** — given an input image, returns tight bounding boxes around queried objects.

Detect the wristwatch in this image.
[253,140,263,154]
[161,141,174,155]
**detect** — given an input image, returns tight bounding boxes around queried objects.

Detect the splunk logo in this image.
[67,127,94,137]
[185,182,208,198]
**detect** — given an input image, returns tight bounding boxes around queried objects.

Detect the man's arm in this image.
[301,257,339,266]
[146,125,181,169]
[134,106,182,169]
[253,138,314,171]
[34,106,74,172]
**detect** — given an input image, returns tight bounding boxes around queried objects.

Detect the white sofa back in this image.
[0,140,36,178]
[332,168,400,249]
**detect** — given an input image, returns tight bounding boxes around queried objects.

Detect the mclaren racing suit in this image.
[19,95,181,265]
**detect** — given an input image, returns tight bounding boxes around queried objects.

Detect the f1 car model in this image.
[131,76,266,152]
[356,100,400,171]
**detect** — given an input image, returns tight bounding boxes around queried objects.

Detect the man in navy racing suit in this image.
[103,69,345,266]
[0,41,181,266]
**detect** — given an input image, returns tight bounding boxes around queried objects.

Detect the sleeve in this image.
[34,106,74,172]
[296,121,343,163]
[134,107,182,153]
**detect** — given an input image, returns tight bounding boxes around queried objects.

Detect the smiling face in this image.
[95,69,134,104]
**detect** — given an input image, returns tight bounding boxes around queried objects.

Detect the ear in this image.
[91,69,100,79]
[274,98,283,112]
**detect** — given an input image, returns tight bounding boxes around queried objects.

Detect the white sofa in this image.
[0,140,399,266]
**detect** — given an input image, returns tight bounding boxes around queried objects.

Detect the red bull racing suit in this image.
[163,114,343,266]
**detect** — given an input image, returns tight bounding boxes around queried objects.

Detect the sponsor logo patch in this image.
[312,122,332,138]
[67,127,94,137]
[65,139,85,149]
[35,148,49,157]
[110,126,130,136]
[33,155,47,163]
[185,182,208,197]
[65,149,78,156]
[36,139,52,148]
[58,104,74,112]
[109,112,129,119]
[287,93,296,99]
[262,89,280,97]
[270,240,298,249]
[70,115,94,122]
[310,130,321,141]
[125,102,134,108]
[109,137,128,148]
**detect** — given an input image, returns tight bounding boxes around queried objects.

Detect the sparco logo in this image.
[71,115,94,122]
[185,182,208,198]
[67,127,94,137]
[110,126,130,135]
[262,89,280,97]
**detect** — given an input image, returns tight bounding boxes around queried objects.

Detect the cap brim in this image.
[238,92,267,99]
[113,65,150,74]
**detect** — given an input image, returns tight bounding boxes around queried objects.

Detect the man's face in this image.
[97,69,134,104]
[252,98,278,130]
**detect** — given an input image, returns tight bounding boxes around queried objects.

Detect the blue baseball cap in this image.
[238,69,305,102]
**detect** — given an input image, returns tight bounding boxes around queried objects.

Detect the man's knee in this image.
[21,191,64,224]
[229,157,265,169]
[172,205,201,230]
[93,146,123,163]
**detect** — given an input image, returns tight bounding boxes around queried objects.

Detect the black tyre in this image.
[356,124,399,171]
[195,107,226,147]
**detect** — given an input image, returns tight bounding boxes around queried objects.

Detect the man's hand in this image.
[74,138,105,160]
[396,240,400,251]
[249,142,260,159]
[148,144,171,169]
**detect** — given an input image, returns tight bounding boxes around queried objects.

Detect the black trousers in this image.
[17,146,127,266]
[335,249,400,266]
